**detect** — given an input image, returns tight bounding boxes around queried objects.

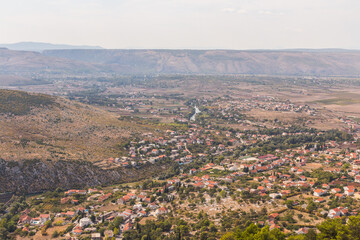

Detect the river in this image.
[190,106,201,121]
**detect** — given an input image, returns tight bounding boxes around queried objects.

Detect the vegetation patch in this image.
[0,89,56,115]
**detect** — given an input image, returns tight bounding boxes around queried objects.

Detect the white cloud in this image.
[221,8,247,14]
[285,27,303,33]
[221,8,236,13]
[259,10,273,15]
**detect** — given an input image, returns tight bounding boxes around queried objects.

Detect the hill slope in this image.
[43,49,360,76]
[0,48,99,75]
[0,89,172,194]
[0,89,146,162]
[0,159,173,194]
[2,48,360,76]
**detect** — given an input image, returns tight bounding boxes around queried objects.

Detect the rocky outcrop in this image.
[0,159,170,194]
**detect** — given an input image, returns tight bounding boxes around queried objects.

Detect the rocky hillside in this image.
[43,49,360,76]
[0,159,174,194]
[0,89,171,194]
[0,89,153,162]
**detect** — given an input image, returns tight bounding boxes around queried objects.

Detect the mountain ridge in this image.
[0,41,103,52]
[43,49,360,76]
[2,48,360,76]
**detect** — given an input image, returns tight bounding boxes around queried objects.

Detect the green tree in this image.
[347,215,360,240]
[317,218,348,240]
[113,227,119,236]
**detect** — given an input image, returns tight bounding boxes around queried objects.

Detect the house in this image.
[98,193,112,202]
[345,189,355,196]
[151,149,159,155]
[296,228,309,234]
[269,224,280,230]
[344,186,355,192]
[78,207,86,213]
[119,210,133,219]
[65,211,76,218]
[18,215,32,225]
[194,182,205,188]
[268,176,277,182]
[39,214,51,224]
[79,217,93,228]
[138,210,147,217]
[313,189,327,197]
[328,207,348,218]
[133,203,143,210]
[331,188,341,194]
[123,222,133,232]
[148,202,158,210]
[315,198,325,203]
[202,175,210,180]
[104,230,114,238]
[91,233,102,240]
[156,207,168,215]
[335,193,345,199]
[355,175,360,183]
[73,226,83,235]
[61,197,70,204]
[88,188,99,194]
[77,190,87,195]
[269,193,281,199]
[268,213,279,220]
[127,193,136,199]
[65,189,87,196]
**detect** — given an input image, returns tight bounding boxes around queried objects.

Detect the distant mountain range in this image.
[0,48,100,74]
[2,47,360,77]
[0,42,103,52]
[43,49,360,76]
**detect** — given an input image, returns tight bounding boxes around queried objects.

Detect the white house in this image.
[79,217,93,228]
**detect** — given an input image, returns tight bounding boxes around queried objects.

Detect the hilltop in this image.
[0,89,176,194]
[0,89,150,162]
[0,48,100,75]
[0,89,55,115]
[0,41,103,52]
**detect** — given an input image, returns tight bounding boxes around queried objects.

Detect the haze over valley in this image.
[2,0,360,239]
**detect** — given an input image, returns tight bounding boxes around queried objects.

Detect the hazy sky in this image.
[1,0,359,49]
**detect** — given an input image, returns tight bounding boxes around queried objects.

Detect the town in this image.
[1,87,360,240]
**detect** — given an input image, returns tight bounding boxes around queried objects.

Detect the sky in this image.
[0,0,359,49]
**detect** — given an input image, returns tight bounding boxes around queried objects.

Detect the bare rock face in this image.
[0,159,171,194]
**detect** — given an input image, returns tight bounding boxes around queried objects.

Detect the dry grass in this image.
[0,97,158,162]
